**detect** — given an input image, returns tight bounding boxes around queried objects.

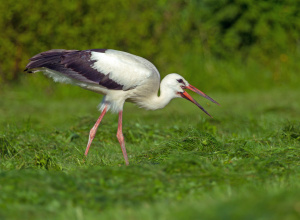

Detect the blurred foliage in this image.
[0,0,299,90]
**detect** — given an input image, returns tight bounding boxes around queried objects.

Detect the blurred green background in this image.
[1,0,299,92]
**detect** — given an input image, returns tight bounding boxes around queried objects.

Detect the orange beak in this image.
[179,85,219,118]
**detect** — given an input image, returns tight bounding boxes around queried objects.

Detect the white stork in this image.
[25,49,219,165]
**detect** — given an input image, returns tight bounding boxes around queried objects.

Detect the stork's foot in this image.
[85,127,97,156]
[117,130,129,166]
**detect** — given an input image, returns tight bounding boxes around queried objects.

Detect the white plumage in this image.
[25,49,219,165]
[91,50,158,91]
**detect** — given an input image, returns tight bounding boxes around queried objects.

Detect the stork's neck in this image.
[137,83,176,110]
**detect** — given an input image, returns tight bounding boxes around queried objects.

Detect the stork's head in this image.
[162,73,219,117]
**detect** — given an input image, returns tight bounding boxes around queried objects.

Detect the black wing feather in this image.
[25,49,123,90]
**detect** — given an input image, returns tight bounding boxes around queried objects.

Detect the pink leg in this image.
[117,111,129,166]
[85,105,108,156]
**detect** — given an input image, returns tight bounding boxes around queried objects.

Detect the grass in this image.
[0,75,300,219]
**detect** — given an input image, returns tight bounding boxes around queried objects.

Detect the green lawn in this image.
[1,76,300,219]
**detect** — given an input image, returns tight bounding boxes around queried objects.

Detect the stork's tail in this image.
[24,49,78,73]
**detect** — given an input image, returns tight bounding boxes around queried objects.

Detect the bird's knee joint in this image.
[89,128,96,138]
[116,132,124,141]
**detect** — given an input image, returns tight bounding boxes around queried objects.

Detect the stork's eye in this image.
[177,79,184,83]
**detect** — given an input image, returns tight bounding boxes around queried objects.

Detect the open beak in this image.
[179,85,219,118]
